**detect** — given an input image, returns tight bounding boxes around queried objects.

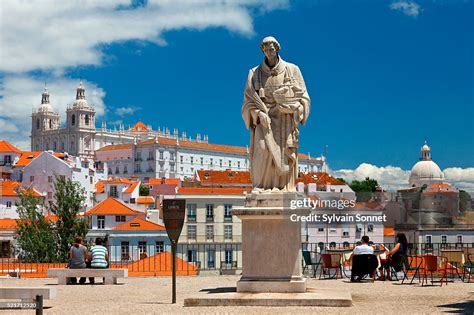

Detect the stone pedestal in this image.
[233,191,310,293]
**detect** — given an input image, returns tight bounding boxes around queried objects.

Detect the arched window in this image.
[71,114,76,126]
[85,114,89,125]
[36,118,40,129]
[49,119,52,129]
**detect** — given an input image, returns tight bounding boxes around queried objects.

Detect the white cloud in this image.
[331,163,410,191]
[0,75,105,150]
[115,106,140,117]
[331,163,474,192]
[0,0,287,148]
[389,1,421,17]
[0,0,287,73]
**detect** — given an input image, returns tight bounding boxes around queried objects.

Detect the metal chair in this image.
[422,255,448,287]
[401,255,423,285]
[462,252,473,283]
[319,253,342,280]
[302,250,320,278]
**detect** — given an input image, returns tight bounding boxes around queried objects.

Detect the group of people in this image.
[69,236,109,284]
[349,233,408,282]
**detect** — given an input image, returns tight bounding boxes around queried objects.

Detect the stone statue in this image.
[242,36,310,192]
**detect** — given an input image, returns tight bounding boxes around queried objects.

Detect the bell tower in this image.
[31,87,60,151]
[66,81,96,158]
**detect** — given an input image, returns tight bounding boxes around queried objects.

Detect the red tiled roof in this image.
[0,218,18,229]
[197,170,251,186]
[14,151,65,167]
[85,197,142,215]
[95,178,139,194]
[130,122,148,132]
[296,172,345,186]
[95,181,105,194]
[178,187,249,195]
[0,180,42,197]
[96,143,133,152]
[113,217,165,231]
[384,227,395,237]
[0,140,22,153]
[124,181,139,194]
[148,178,180,186]
[137,196,154,204]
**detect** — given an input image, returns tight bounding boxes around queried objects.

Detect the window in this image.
[206,204,214,222]
[206,225,214,241]
[170,152,175,161]
[30,176,34,182]
[123,166,128,174]
[224,225,233,240]
[367,224,374,233]
[329,227,337,233]
[155,241,164,253]
[180,155,183,163]
[48,176,53,183]
[71,114,75,126]
[85,114,89,125]
[190,156,194,164]
[219,159,222,167]
[188,249,197,262]
[207,250,215,268]
[425,235,432,244]
[187,225,197,240]
[138,241,147,254]
[318,227,324,232]
[6,201,12,208]
[187,204,197,222]
[115,167,120,174]
[441,235,447,244]
[36,118,40,129]
[115,215,126,222]
[210,158,213,166]
[237,161,241,168]
[228,160,231,167]
[200,157,203,165]
[109,186,118,198]
[342,227,349,237]
[159,151,164,160]
[97,216,105,229]
[149,151,154,161]
[121,241,130,260]
[225,249,233,264]
[457,235,463,243]
[224,204,232,221]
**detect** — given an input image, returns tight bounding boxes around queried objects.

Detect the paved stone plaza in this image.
[0,276,473,314]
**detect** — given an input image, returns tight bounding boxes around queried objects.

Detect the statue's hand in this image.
[258,111,271,130]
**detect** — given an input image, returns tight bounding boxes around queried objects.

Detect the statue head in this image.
[260,36,280,61]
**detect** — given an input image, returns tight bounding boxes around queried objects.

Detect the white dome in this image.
[38,103,53,112]
[73,98,89,108]
[422,143,430,151]
[409,160,443,187]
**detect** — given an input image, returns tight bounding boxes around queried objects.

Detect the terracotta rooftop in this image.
[147,178,180,186]
[0,218,17,229]
[0,140,22,153]
[85,197,142,216]
[0,180,42,197]
[196,170,251,186]
[296,172,346,186]
[136,196,154,204]
[96,143,134,152]
[177,187,249,195]
[384,227,395,237]
[14,151,65,167]
[130,121,148,132]
[113,217,165,231]
[95,178,140,194]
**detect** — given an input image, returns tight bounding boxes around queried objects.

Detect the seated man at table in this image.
[350,236,377,282]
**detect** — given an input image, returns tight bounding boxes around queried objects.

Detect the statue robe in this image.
[242,57,310,191]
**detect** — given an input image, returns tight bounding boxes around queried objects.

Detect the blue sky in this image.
[0,0,472,189]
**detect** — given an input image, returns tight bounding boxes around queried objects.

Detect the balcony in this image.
[206,216,214,223]
[224,215,232,222]
[147,157,155,161]
[134,157,142,161]
[187,215,196,222]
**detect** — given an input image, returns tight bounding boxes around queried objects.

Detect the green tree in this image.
[336,177,347,184]
[49,175,88,261]
[15,190,58,262]
[139,184,150,196]
[459,190,472,212]
[350,177,379,192]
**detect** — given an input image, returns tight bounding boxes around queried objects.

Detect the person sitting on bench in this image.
[88,238,109,284]
[69,236,89,284]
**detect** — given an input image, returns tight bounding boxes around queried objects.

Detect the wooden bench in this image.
[47,268,128,285]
